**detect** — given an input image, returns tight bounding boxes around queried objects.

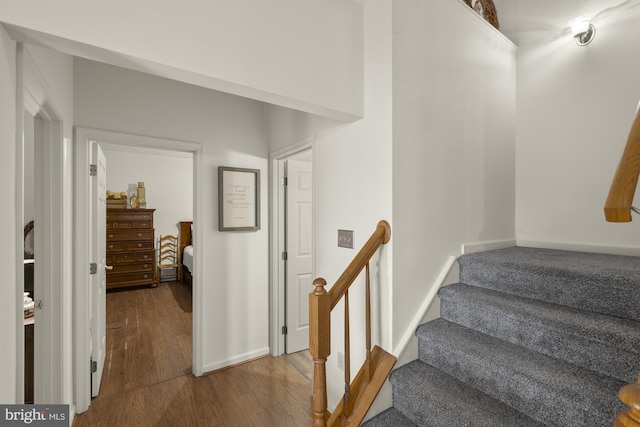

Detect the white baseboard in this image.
[517,239,640,257]
[393,255,458,358]
[462,239,517,254]
[201,347,271,374]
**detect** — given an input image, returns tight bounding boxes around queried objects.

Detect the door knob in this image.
[105,265,114,270]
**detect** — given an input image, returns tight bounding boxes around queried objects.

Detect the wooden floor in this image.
[284,350,313,382]
[73,281,312,427]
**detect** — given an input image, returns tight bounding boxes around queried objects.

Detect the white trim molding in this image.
[462,239,517,255]
[269,139,314,356]
[202,347,271,373]
[393,255,458,358]
[516,239,640,257]
[73,128,203,413]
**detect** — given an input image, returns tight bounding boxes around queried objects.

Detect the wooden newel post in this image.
[310,278,331,427]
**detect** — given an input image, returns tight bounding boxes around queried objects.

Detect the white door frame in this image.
[73,128,203,413]
[16,43,67,404]
[269,140,315,356]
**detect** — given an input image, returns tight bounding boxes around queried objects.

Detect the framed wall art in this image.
[218,166,260,231]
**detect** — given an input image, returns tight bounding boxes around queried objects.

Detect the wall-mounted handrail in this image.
[327,221,391,309]
[309,220,395,427]
[605,106,640,222]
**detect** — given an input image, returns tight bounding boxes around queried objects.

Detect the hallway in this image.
[72,281,312,426]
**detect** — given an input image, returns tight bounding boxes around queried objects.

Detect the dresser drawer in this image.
[107,220,153,229]
[107,242,126,253]
[106,212,153,222]
[126,240,154,251]
[106,271,155,286]
[107,230,153,241]
[107,262,153,274]
[136,252,154,262]
[113,253,135,264]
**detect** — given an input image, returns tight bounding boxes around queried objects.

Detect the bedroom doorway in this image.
[20,80,66,405]
[272,145,314,356]
[74,128,201,413]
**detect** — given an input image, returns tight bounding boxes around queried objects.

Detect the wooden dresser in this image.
[106,208,156,290]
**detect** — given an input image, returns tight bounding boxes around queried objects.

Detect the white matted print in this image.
[218,166,260,231]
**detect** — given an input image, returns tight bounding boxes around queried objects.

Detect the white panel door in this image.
[91,142,107,396]
[285,159,313,353]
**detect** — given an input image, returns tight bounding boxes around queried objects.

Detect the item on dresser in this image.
[137,182,147,209]
[106,209,156,290]
[106,190,128,209]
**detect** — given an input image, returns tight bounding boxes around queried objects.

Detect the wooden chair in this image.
[157,235,181,284]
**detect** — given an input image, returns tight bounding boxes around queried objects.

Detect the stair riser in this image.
[439,289,640,383]
[390,362,545,427]
[459,253,640,322]
[417,320,625,427]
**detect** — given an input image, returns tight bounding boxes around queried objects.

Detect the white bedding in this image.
[183,245,194,274]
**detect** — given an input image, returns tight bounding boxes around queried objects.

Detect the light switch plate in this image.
[338,230,354,249]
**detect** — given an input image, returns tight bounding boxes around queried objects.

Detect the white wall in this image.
[0,24,17,404]
[74,58,271,373]
[269,0,394,409]
[495,0,640,252]
[392,0,516,352]
[101,146,193,240]
[1,0,364,120]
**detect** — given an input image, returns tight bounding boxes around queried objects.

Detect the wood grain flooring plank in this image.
[73,281,312,427]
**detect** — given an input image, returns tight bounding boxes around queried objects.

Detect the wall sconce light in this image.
[570,16,596,46]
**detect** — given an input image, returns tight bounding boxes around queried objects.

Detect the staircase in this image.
[363,246,640,427]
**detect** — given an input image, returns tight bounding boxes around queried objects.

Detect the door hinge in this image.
[282,177,288,186]
[90,263,98,275]
[281,251,287,261]
[91,358,97,373]
[282,326,288,335]
[89,164,97,176]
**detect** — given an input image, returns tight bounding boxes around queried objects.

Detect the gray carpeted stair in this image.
[364,246,640,427]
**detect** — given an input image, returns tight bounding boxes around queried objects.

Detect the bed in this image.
[179,221,193,286]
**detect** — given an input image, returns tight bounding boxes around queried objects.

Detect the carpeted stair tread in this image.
[389,360,545,427]
[439,283,640,382]
[417,319,626,426]
[458,246,640,321]
[361,407,418,427]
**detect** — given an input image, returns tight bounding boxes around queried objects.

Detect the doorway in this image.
[19,77,66,405]
[271,145,314,356]
[74,128,202,413]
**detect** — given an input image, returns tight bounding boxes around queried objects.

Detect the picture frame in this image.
[218,166,260,231]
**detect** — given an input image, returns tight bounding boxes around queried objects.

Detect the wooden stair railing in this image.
[310,220,396,427]
[605,106,640,222]
[614,375,640,427]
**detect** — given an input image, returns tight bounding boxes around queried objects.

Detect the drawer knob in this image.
[138,233,142,237]
[137,243,142,248]
[144,275,148,279]
[143,255,148,259]
[144,264,148,268]
[109,234,114,238]
[108,245,113,249]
